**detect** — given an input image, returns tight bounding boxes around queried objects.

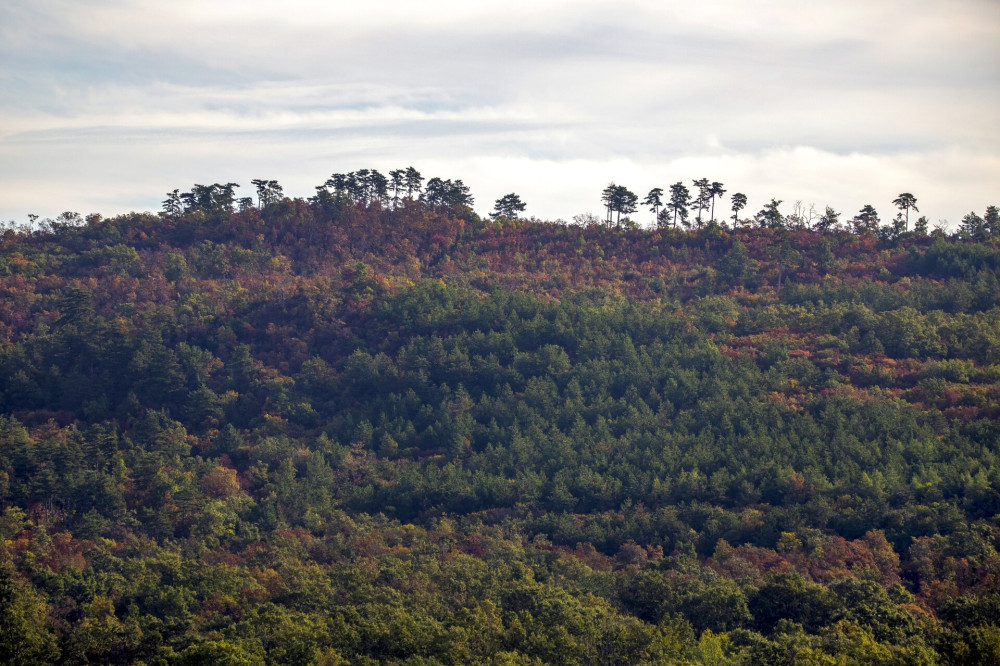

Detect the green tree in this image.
[180,183,240,214]
[668,182,692,229]
[828,578,918,643]
[756,198,784,229]
[363,169,389,206]
[891,192,918,230]
[985,205,999,237]
[709,181,726,222]
[749,571,839,633]
[852,204,880,234]
[600,184,638,228]
[959,211,988,241]
[693,178,711,227]
[492,193,527,220]
[424,177,474,213]
[175,640,265,666]
[643,188,664,223]
[404,166,424,199]
[601,183,618,226]
[162,189,183,216]
[815,206,840,232]
[325,172,350,199]
[0,561,60,665]
[717,239,758,286]
[251,179,283,208]
[389,169,406,208]
[730,192,747,227]
[616,186,639,227]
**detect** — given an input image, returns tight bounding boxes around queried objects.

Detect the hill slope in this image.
[1,202,999,664]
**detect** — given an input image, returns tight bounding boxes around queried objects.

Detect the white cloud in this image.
[1,0,998,223]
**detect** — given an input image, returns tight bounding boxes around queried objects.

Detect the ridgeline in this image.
[1,192,999,664]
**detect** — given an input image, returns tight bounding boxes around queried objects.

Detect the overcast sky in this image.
[2,0,998,226]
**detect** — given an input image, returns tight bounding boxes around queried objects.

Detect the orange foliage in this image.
[202,465,242,498]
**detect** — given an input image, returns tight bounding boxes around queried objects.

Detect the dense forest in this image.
[1,176,999,664]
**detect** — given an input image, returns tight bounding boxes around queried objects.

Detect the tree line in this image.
[157,167,530,224]
[601,179,998,242]
[1,189,1000,662]
[148,169,1000,248]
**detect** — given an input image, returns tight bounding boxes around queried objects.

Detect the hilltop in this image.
[1,194,999,664]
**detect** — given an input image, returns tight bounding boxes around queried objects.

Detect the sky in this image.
[1,0,998,227]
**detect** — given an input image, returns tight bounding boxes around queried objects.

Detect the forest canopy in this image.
[1,177,999,664]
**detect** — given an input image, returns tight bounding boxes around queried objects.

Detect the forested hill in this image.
[1,195,1000,664]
